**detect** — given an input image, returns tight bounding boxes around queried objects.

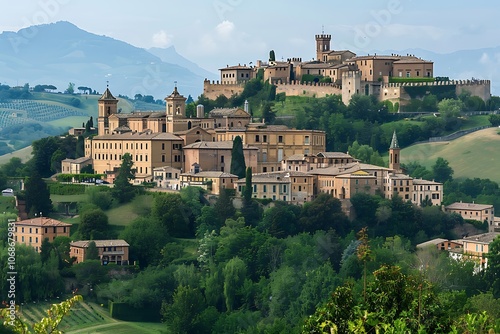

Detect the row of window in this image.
[413,185,440,191]
[16,227,66,234]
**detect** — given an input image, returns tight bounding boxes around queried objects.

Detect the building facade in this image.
[445,202,495,232]
[15,217,71,252]
[70,239,130,265]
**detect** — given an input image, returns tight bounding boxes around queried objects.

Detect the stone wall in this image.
[203,80,245,99]
[275,80,342,98]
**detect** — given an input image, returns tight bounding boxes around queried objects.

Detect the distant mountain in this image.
[374,47,500,95]
[148,46,215,80]
[0,21,217,99]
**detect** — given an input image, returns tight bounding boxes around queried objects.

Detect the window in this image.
[162,155,165,162]
[273,185,276,192]
[263,135,267,142]
[304,136,310,144]
[278,135,283,143]
[255,135,260,142]
[162,143,165,150]
[263,185,267,192]
[221,156,224,163]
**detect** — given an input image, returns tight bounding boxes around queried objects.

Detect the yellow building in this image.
[445,202,495,231]
[15,217,71,252]
[86,131,184,183]
[70,239,129,265]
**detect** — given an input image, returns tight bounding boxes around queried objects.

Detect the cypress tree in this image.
[230,136,246,179]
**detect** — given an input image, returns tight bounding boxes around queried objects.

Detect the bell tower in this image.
[165,84,187,133]
[316,33,331,62]
[97,86,118,136]
[389,131,401,172]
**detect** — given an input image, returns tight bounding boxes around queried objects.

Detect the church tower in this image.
[165,84,187,133]
[316,34,331,62]
[389,131,401,172]
[97,87,118,136]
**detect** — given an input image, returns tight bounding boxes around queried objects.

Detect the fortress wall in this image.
[456,80,491,102]
[275,81,342,98]
[203,80,245,99]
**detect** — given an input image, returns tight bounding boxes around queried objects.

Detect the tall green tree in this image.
[112,153,136,203]
[486,235,500,298]
[24,171,52,217]
[432,157,454,183]
[85,241,99,260]
[78,209,109,240]
[230,136,246,179]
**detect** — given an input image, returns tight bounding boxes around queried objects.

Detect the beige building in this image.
[459,232,499,272]
[445,202,495,231]
[85,131,184,183]
[235,171,315,204]
[215,123,326,173]
[153,166,181,189]
[61,156,92,174]
[180,170,239,195]
[15,217,71,252]
[282,152,355,173]
[220,64,254,84]
[264,62,291,84]
[183,140,258,174]
[70,239,129,265]
[412,179,443,206]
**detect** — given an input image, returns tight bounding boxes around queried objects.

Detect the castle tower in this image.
[165,84,187,133]
[389,131,401,172]
[97,87,118,136]
[316,34,331,61]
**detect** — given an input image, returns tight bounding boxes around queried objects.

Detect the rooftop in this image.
[70,239,130,248]
[183,141,258,150]
[445,202,494,211]
[182,171,238,178]
[92,132,182,141]
[463,232,500,244]
[17,217,71,227]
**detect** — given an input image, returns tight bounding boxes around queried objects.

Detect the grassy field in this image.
[0,196,17,213]
[19,299,169,334]
[401,127,500,183]
[0,145,32,164]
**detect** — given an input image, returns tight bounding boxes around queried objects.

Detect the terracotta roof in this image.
[17,217,71,227]
[236,171,311,183]
[445,202,493,211]
[165,86,185,100]
[326,50,355,56]
[416,238,450,248]
[70,239,129,248]
[317,152,353,159]
[62,157,92,164]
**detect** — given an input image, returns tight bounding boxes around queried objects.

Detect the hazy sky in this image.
[0,0,499,72]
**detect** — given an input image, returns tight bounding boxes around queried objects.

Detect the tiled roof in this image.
[445,202,493,211]
[219,65,253,70]
[182,171,238,178]
[412,179,442,185]
[317,152,353,159]
[183,141,258,150]
[17,217,71,227]
[416,238,449,248]
[463,232,499,244]
[236,171,311,183]
[70,239,129,248]
[208,107,249,117]
[62,157,92,164]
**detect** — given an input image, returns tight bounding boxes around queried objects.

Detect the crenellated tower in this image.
[316,34,331,61]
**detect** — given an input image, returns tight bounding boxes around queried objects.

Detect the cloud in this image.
[215,20,234,39]
[152,30,173,48]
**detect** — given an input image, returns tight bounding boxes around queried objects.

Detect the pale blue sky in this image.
[0,0,499,72]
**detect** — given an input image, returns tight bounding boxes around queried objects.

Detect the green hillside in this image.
[401,127,500,183]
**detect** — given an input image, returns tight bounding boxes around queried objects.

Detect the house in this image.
[416,238,463,252]
[15,217,71,252]
[153,166,181,189]
[61,156,92,174]
[180,170,239,195]
[70,239,129,265]
[457,232,499,272]
[444,202,495,232]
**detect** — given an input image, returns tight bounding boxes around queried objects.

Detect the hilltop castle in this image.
[203,33,491,107]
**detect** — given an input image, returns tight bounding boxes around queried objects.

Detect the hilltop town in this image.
[2,31,500,333]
